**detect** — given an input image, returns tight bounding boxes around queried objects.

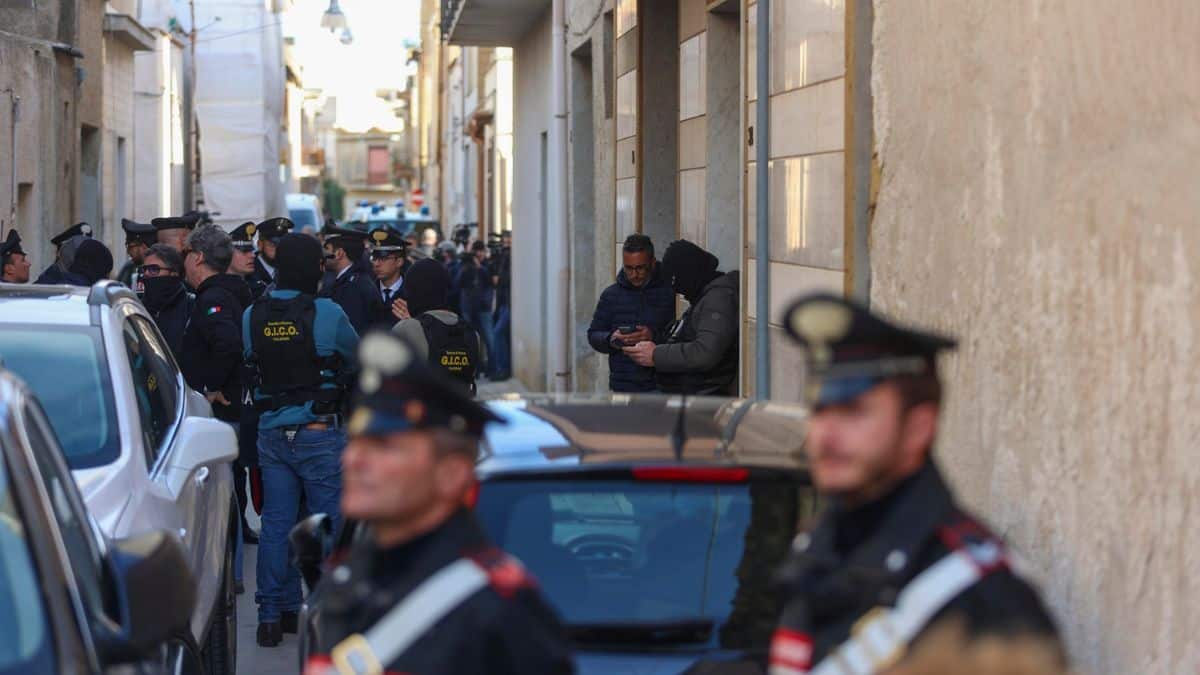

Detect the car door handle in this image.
[194,466,210,487]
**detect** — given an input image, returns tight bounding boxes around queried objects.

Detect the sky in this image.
[283,0,421,133]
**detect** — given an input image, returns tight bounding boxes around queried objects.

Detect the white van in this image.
[286,193,323,234]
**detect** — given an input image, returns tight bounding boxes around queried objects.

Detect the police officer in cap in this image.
[230,221,268,301]
[321,225,385,335]
[304,330,574,675]
[118,218,158,290]
[151,212,200,253]
[769,293,1064,675]
[252,217,294,293]
[1,230,31,284]
[368,226,410,328]
[34,222,92,285]
[243,233,359,647]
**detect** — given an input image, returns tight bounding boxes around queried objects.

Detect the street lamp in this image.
[320,0,348,32]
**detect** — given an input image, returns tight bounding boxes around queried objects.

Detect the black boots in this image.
[256,622,282,647]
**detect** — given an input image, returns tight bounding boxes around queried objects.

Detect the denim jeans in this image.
[225,422,244,586]
[492,305,511,377]
[468,308,497,377]
[255,426,345,622]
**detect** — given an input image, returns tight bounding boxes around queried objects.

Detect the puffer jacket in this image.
[653,270,740,395]
[587,265,676,392]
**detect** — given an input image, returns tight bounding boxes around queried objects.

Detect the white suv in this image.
[0,281,238,674]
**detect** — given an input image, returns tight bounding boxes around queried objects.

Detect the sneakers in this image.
[256,622,282,647]
[281,610,299,634]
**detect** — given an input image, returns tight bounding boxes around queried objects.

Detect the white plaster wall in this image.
[511,8,553,390]
[870,2,1200,673]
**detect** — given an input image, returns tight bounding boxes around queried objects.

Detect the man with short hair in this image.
[623,239,739,395]
[181,224,251,422]
[303,331,573,675]
[117,218,157,289]
[140,244,193,360]
[587,234,675,392]
[770,293,1064,675]
[321,225,385,335]
[1,231,31,284]
[243,233,359,647]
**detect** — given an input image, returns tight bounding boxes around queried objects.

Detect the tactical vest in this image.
[418,313,480,395]
[249,294,345,413]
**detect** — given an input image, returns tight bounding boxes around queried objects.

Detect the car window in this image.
[477,477,809,650]
[128,315,180,427]
[288,209,317,228]
[0,447,57,674]
[0,326,120,469]
[20,401,113,624]
[121,320,174,468]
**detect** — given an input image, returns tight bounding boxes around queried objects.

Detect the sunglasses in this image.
[138,264,177,278]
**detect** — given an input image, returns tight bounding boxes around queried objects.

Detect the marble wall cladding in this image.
[745,258,843,325]
[679,0,706,40]
[615,177,637,242]
[678,115,707,170]
[679,32,706,120]
[679,168,707,245]
[616,137,638,179]
[616,0,637,37]
[771,0,845,93]
[746,154,845,270]
[743,317,810,402]
[617,27,638,76]
[769,78,845,158]
[616,69,638,139]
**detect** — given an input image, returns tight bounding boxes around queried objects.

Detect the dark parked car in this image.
[0,368,202,674]
[296,394,815,674]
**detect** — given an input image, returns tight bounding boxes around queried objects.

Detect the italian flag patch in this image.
[207,306,222,315]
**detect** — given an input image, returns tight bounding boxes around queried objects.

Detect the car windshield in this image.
[0,327,120,469]
[477,477,810,651]
[0,453,56,674]
[288,208,318,228]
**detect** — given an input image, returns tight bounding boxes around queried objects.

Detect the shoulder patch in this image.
[207,305,222,315]
[938,518,1009,574]
[469,548,538,599]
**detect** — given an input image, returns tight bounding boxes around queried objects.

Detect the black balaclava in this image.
[69,239,114,285]
[274,233,324,295]
[660,239,721,304]
[405,258,451,317]
[142,276,185,313]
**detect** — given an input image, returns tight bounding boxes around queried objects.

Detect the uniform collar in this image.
[805,461,956,578]
[257,256,275,279]
[381,277,403,294]
[362,509,488,579]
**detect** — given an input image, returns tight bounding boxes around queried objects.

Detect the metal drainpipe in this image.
[754,0,771,399]
[547,0,571,392]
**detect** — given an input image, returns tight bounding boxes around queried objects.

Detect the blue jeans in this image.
[468,308,497,377]
[492,305,511,377]
[255,427,345,622]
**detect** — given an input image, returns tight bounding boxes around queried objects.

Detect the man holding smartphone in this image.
[587,234,676,392]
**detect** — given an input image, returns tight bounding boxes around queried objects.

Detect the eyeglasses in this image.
[623,264,651,275]
[138,264,177,278]
[323,252,337,260]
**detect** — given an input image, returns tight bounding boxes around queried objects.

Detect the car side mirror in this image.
[290,513,334,589]
[95,530,196,664]
[169,415,238,473]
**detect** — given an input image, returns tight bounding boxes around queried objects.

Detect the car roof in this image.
[478,394,809,477]
[0,281,139,327]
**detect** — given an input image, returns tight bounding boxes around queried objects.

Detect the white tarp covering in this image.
[139,0,287,228]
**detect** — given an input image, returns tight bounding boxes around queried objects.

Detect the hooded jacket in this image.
[587,264,676,392]
[653,270,740,396]
[69,239,114,285]
[181,273,252,422]
[34,234,90,286]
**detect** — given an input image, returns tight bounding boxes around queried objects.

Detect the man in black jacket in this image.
[250,217,293,294]
[140,244,193,358]
[180,224,251,422]
[588,234,676,392]
[117,218,157,290]
[321,225,385,335]
[769,293,1064,674]
[34,222,92,285]
[624,240,739,396]
[304,331,574,675]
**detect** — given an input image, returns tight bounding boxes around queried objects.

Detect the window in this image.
[121,319,177,469]
[0,452,55,674]
[21,401,114,626]
[367,146,391,185]
[0,326,119,469]
[477,477,809,650]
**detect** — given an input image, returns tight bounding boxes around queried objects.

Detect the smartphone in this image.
[618,326,637,334]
